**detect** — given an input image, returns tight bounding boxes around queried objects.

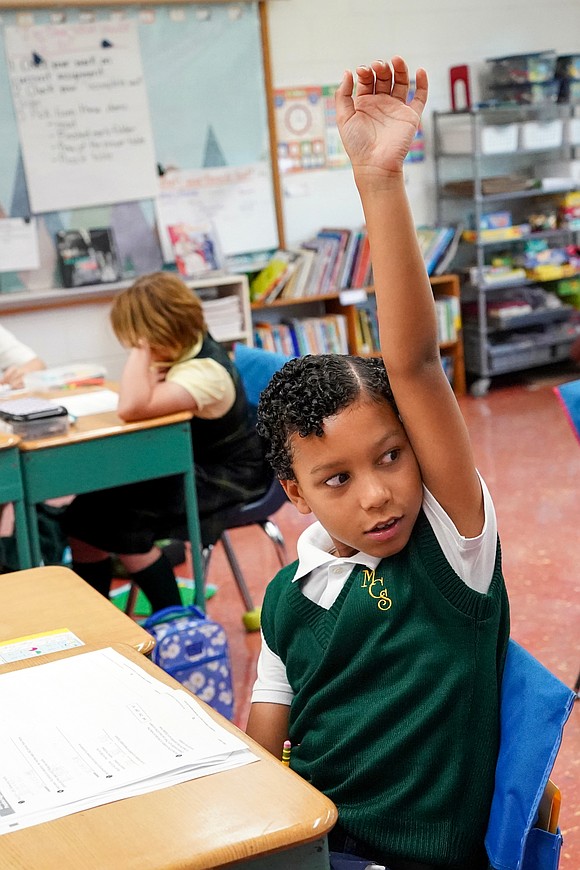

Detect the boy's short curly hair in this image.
[256,354,398,480]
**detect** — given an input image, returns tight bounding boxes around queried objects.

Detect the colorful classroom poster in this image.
[322,85,349,169]
[274,86,327,173]
[155,162,278,262]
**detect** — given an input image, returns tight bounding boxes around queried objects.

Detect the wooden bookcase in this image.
[251,273,466,396]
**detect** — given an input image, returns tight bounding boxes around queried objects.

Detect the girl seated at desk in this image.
[62,272,271,612]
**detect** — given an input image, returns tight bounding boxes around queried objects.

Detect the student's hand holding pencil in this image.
[335,56,427,186]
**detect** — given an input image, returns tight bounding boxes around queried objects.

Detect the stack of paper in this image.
[0,648,257,833]
[202,295,244,340]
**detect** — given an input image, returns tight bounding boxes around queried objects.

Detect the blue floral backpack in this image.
[142,605,234,720]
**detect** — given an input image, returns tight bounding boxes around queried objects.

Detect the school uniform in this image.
[63,331,271,551]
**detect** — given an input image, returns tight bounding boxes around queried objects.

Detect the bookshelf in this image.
[251,273,466,396]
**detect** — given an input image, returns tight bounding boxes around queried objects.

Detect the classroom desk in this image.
[0,565,154,655]
[15,388,206,608]
[0,643,338,869]
[0,432,32,569]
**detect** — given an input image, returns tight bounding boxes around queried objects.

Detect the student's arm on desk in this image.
[2,356,45,390]
[117,345,199,421]
[246,703,290,761]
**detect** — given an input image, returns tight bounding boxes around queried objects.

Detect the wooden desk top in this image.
[14,385,193,450]
[0,432,20,450]
[0,643,338,869]
[0,566,154,655]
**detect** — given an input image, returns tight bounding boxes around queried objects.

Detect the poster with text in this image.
[5,20,158,213]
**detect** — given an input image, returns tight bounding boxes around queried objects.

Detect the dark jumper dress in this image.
[62,333,272,552]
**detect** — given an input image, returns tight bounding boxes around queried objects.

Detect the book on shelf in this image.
[168,222,224,279]
[249,249,301,303]
[350,230,372,289]
[416,225,456,276]
[56,227,122,288]
[281,247,316,300]
[253,314,348,356]
[434,295,461,343]
[318,228,351,292]
[433,224,463,275]
[339,229,364,289]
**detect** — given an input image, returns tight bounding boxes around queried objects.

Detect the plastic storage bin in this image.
[489,80,560,105]
[556,54,580,81]
[486,51,557,85]
[0,398,69,440]
[520,118,563,150]
[438,120,519,154]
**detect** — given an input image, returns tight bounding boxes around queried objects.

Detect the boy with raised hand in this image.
[247,57,509,870]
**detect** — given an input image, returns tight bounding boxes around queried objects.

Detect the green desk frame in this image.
[19,420,206,608]
[0,439,32,569]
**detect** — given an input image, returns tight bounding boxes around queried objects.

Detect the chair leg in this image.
[125,582,139,618]
[220,530,256,613]
[260,520,288,567]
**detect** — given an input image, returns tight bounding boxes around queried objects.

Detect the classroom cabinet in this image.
[433,104,580,396]
[0,274,253,381]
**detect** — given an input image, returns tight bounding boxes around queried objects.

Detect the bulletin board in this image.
[0,2,280,292]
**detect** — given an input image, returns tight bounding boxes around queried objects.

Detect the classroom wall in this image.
[266,0,580,244]
[3,0,580,372]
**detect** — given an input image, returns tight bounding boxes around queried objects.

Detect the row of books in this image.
[249,227,372,305]
[253,314,349,356]
[250,223,461,305]
[351,295,461,355]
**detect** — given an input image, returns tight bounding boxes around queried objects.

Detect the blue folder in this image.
[485,640,576,870]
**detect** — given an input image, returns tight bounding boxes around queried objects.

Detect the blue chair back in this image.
[233,343,293,410]
[485,639,576,870]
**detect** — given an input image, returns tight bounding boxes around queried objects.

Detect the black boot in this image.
[72,557,113,598]
[130,553,182,614]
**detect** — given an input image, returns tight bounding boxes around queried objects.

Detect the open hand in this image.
[335,56,428,183]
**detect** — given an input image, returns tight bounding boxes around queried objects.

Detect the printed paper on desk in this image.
[57,389,119,417]
[0,218,40,273]
[0,647,256,833]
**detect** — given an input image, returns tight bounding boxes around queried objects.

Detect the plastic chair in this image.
[202,474,288,631]
[202,344,293,631]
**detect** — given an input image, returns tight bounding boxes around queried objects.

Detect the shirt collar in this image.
[293,520,381,582]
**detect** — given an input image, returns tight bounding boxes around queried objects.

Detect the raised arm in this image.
[336,57,483,537]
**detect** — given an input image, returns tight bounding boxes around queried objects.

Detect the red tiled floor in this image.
[180,373,580,867]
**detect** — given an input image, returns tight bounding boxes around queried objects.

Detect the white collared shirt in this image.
[252,474,498,706]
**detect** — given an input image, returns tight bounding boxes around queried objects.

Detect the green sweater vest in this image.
[261,511,510,867]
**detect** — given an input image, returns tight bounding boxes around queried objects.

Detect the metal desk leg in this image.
[25,501,43,566]
[181,443,205,610]
[13,499,33,568]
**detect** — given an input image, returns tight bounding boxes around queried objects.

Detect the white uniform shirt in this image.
[252,473,498,706]
[0,324,37,372]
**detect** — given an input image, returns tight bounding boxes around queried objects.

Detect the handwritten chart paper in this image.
[4,21,158,213]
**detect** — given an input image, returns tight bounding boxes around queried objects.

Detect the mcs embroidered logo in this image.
[360,568,392,612]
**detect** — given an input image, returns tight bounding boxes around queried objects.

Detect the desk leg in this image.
[25,502,43,566]
[181,453,205,611]
[232,837,330,869]
[13,499,33,568]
